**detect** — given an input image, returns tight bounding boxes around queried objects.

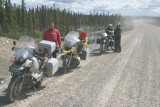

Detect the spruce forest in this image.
[0,0,122,39]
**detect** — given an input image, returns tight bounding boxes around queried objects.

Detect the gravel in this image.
[1,20,160,107]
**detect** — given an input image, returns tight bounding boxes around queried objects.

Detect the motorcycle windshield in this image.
[15,49,29,60]
[64,31,80,48]
[15,36,35,49]
[13,36,35,59]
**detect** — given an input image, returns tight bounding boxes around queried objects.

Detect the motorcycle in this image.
[98,33,108,55]
[61,31,81,74]
[6,36,57,102]
[106,31,115,50]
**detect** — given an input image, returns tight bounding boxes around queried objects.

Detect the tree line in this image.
[0,0,122,39]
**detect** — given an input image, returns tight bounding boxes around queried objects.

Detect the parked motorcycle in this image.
[106,31,115,50]
[62,31,87,74]
[97,33,108,55]
[6,36,58,102]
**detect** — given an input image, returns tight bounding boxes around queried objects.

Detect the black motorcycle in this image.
[97,33,108,55]
[106,35,115,50]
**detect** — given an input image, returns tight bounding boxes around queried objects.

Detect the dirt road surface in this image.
[1,20,160,107]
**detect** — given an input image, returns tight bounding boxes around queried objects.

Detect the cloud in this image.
[151,8,160,13]
[11,0,160,16]
[47,0,86,3]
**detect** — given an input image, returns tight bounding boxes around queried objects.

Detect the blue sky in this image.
[12,0,160,16]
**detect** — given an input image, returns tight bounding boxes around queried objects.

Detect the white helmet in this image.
[102,33,107,38]
[108,24,112,27]
[116,22,121,27]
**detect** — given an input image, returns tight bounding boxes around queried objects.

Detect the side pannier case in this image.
[38,40,56,56]
[45,58,58,76]
[79,48,90,60]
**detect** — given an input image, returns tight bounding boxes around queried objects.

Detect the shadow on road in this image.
[89,49,100,56]
[54,67,74,77]
[90,52,100,56]
[90,48,111,56]
[91,49,99,52]
[0,95,9,107]
[0,86,46,106]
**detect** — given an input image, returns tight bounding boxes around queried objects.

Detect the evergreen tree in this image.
[26,9,33,35]
[32,8,36,37]
[0,0,123,39]
[21,0,26,31]
[0,0,2,7]
[6,0,13,27]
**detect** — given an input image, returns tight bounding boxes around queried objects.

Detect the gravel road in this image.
[1,20,160,107]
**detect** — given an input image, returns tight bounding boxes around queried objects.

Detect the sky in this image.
[11,0,160,16]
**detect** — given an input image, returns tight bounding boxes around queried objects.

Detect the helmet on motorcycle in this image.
[108,24,112,27]
[79,30,88,39]
[102,33,107,38]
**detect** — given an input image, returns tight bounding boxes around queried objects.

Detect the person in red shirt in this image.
[43,22,61,58]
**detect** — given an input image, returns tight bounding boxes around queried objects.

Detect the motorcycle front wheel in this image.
[102,44,106,52]
[6,77,23,103]
[35,73,44,88]
[62,57,69,74]
[99,44,103,55]
[110,41,115,50]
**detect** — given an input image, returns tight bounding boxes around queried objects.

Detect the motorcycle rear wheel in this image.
[110,43,115,50]
[109,41,115,50]
[99,45,103,55]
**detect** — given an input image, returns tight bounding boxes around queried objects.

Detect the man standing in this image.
[114,23,122,52]
[43,22,61,58]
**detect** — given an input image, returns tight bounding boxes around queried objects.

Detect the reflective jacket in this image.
[43,29,61,47]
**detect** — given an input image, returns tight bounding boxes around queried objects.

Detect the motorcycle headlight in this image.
[19,57,24,62]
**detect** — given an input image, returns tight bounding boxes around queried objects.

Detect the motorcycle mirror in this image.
[13,41,16,45]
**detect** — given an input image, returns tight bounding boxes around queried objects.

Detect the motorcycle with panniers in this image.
[61,31,89,74]
[106,31,115,50]
[6,36,58,103]
[97,33,108,55]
